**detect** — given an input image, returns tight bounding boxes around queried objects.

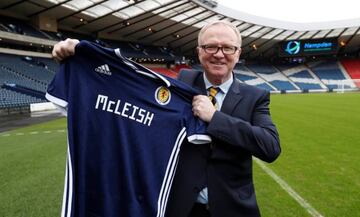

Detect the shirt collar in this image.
[203,73,233,95]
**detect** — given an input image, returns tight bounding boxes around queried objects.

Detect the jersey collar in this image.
[114,48,171,87]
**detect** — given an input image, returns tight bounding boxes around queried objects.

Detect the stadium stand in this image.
[246,62,298,91]
[142,45,174,61]
[287,70,323,90]
[173,64,191,73]
[233,64,275,91]
[150,67,178,78]
[280,65,325,91]
[0,54,54,92]
[307,61,353,90]
[182,60,360,93]
[341,59,360,88]
[0,87,44,108]
[0,15,50,39]
[0,4,359,114]
[0,52,55,112]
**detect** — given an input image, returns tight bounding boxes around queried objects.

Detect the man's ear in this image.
[236,48,242,61]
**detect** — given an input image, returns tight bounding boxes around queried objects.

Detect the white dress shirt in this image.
[196,73,233,204]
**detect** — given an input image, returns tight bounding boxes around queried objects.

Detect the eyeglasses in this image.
[199,44,239,55]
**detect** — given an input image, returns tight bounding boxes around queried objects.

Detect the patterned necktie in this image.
[208,87,218,109]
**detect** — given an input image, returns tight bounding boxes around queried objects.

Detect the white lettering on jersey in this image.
[95,94,154,126]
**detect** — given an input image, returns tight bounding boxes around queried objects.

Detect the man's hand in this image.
[192,95,216,123]
[52,38,80,62]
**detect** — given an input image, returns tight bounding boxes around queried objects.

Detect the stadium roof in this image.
[220,0,360,24]
[0,0,359,59]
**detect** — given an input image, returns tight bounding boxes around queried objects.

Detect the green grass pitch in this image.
[0,92,359,217]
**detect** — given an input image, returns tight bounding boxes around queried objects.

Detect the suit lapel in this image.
[221,77,244,115]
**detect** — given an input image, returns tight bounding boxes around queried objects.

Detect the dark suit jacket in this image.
[165,69,281,217]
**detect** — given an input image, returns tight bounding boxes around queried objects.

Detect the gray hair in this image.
[198,20,242,47]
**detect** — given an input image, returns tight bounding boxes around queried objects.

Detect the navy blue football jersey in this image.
[46,41,211,217]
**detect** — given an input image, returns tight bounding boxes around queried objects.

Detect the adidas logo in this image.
[95,64,112,75]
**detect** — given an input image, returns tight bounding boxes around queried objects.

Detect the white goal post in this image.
[337,79,360,93]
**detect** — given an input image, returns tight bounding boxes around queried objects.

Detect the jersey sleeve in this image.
[45,61,70,114]
[183,106,212,144]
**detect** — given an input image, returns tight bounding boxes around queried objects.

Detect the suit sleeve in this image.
[207,90,280,162]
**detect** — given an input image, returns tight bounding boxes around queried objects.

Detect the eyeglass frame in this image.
[199,44,240,55]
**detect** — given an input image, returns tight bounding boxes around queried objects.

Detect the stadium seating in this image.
[0,54,54,92]
[0,53,56,109]
[173,64,191,73]
[307,61,348,89]
[233,65,275,91]
[150,67,178,78]
[232,61,359,92]
[0,14,359,111]
[246,63,297,91]
[180,60,360,92]
[142,45,174,61]
[0,87,44,109]
[0,15,50,39]
[282,67,323,90]
[341,59,360,88]
[162,59,358,93]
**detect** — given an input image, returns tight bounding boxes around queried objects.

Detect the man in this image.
[52,21,280,217]
[165,21,280,217]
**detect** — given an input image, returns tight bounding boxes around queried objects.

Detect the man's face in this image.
[197,25,241,85]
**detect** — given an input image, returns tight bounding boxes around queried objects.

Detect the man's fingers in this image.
[52,51,63,63]
[60,46,71,58]
[192,95,216,122]
[52,43,66,62]
[51,38,80,63]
